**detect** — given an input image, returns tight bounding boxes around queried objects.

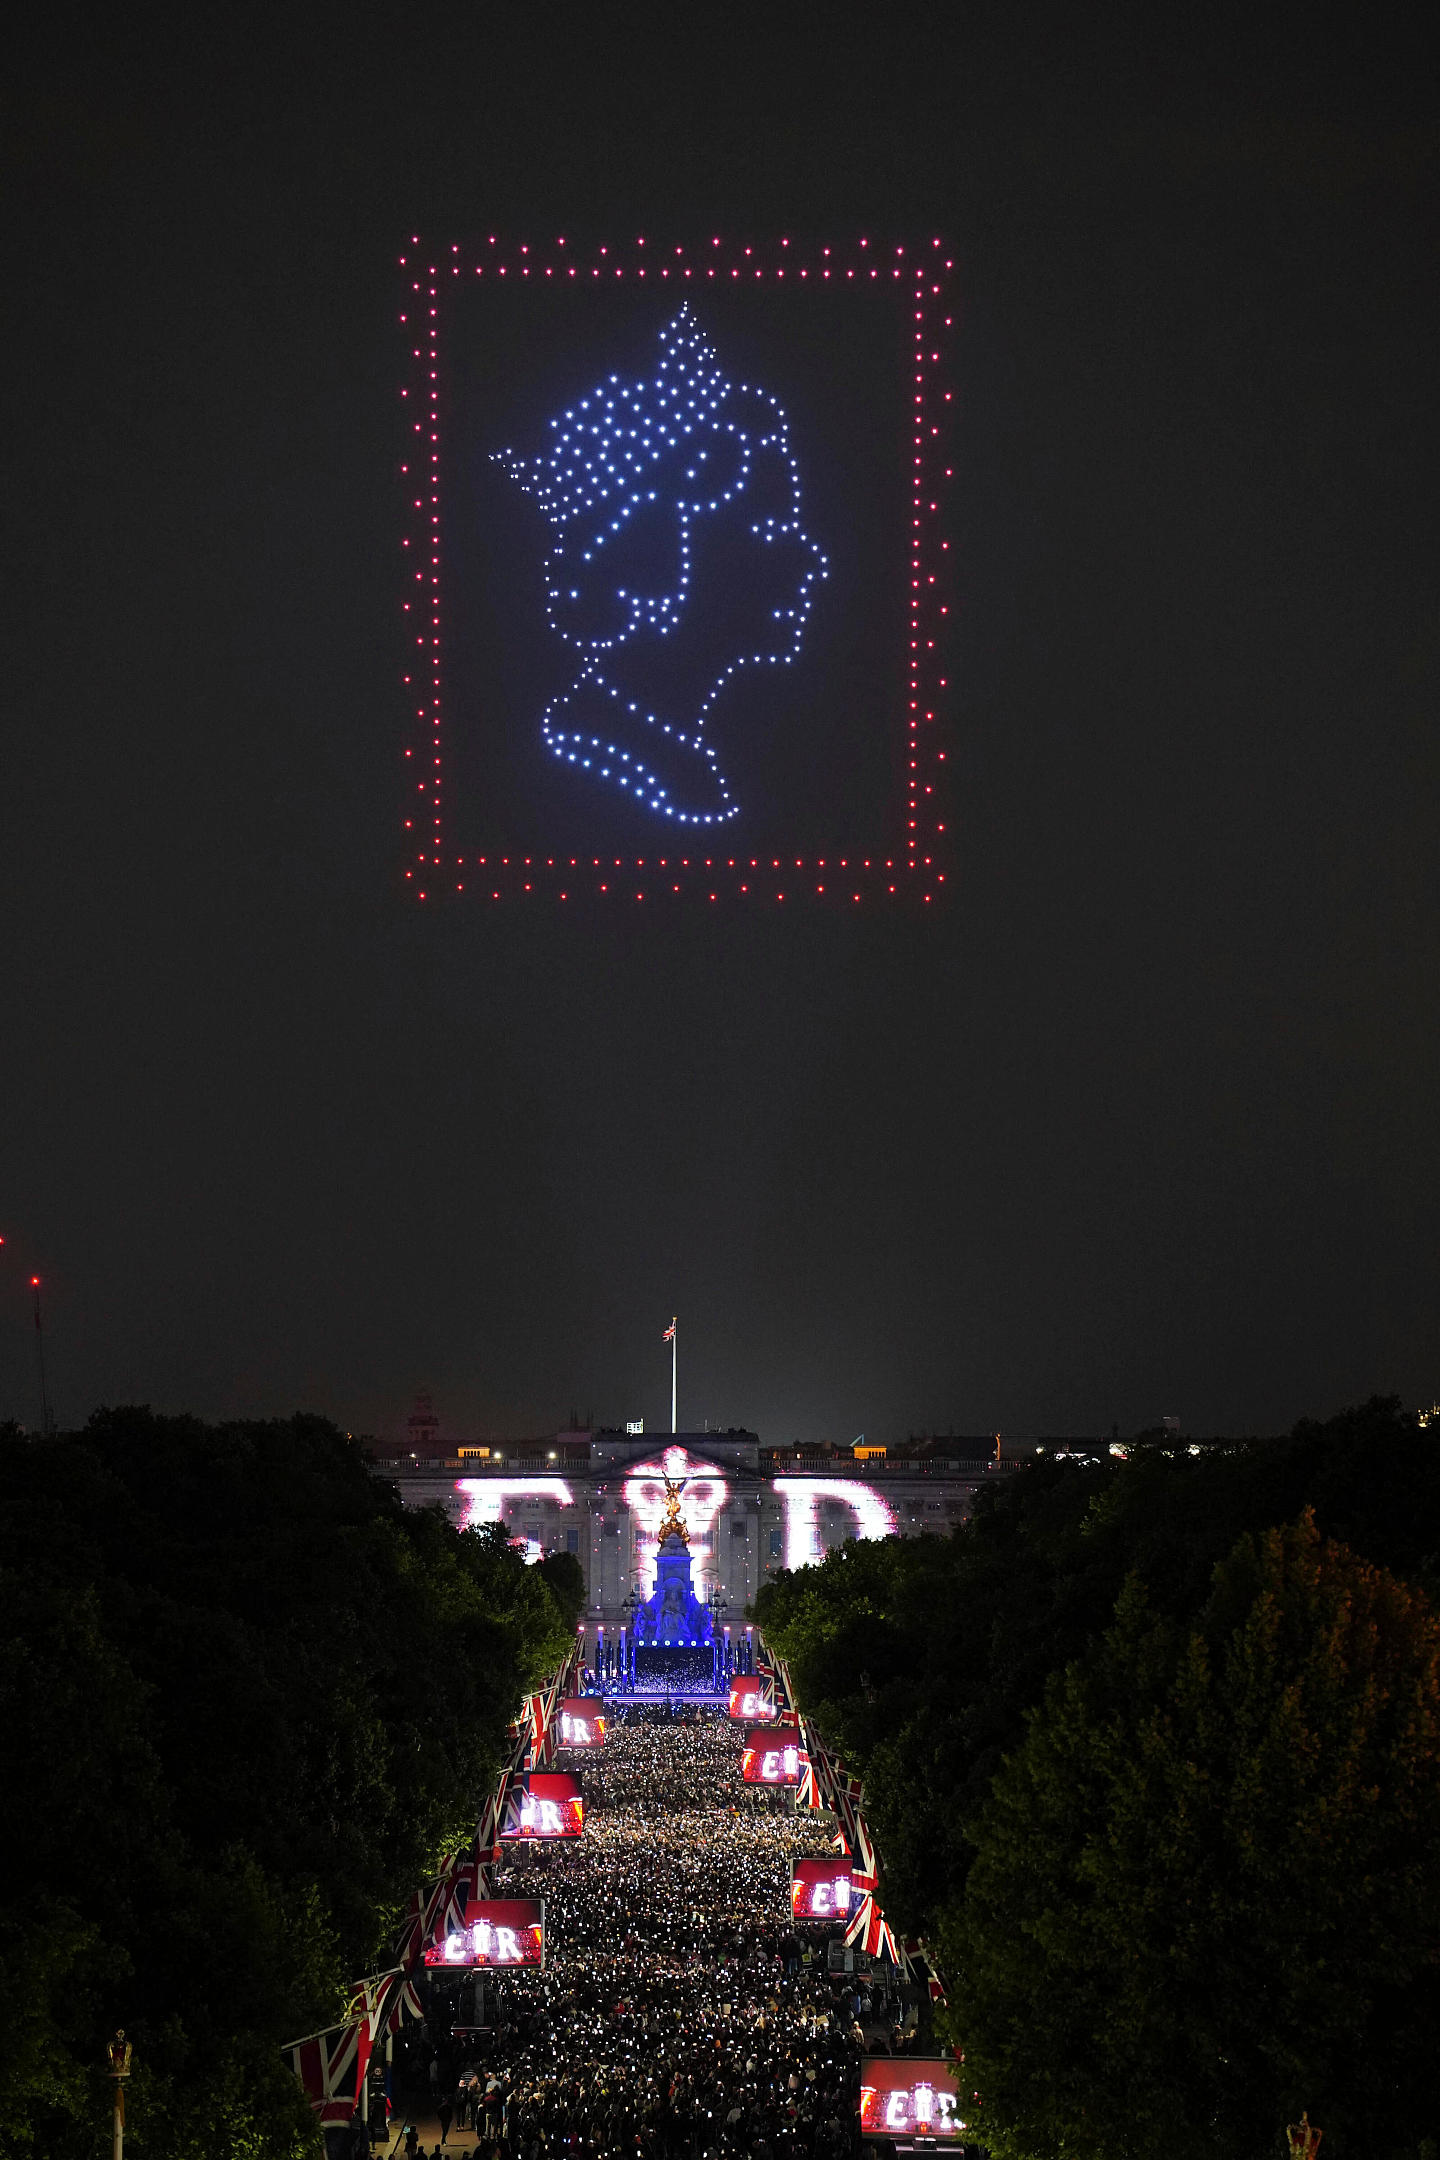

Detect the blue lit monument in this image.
[632,1469,714,1650]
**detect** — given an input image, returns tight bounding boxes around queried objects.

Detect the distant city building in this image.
[406,1390,441,1457]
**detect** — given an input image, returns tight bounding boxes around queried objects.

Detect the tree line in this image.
[0,1407,584,2157]
[753,1397,1440,2160]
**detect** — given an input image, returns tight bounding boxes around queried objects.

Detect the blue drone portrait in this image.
[493,305,828,827]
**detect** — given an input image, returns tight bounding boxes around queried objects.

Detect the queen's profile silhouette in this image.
[493,306,827,825]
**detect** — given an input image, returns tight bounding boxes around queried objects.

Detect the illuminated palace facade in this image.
[368,1424,1017,1632]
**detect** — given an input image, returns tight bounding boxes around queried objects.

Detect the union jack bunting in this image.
[293,1647,582,2122]
[439,1851,485,1940]
[529,1690,549,1757]
[795,1717,828,1811]
[319,1936,447,2112]
[829,1785,861,1854]
[285,2019,367,2127]
[757,1631,942,1993]
[900,1940,949,2006]
[844,1893,899,1963]
[477,1773,511,1863]
[767,1657,796,1717]
[513,1644,583,1772]
[512,1694,541,1761]
[390,1868,453,1971]
[849,1812,881,1893]
[369,1968,424,2037]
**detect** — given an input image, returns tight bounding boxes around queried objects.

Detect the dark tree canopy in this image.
[949,1515,1440,2158]
[536,1547,587,1633]
[0,1408,574,2156]
[755,1399,1440,2157]
[755,1398,1440,1933]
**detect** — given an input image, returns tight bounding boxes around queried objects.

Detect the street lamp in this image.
[107,2031,132,2160]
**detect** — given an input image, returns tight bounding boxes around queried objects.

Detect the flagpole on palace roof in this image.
[665,1316,677,1434]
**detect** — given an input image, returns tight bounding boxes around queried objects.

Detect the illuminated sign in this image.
[624,1445,729,1602]
[399,233,954,906]
[859,2061,966,2141]
[424,1899,545,1968]
[791,1857,854,1918]
[556,1698,605,1749]
[455,1476,574,1566]
[728,1678,777,1722]
[499,1772,585,1840]
[771,1478,898,1569]
[742,1723,802,1785]
[451,1467,900,1578]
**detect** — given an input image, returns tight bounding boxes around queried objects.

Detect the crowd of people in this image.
[371,1703,924,2160]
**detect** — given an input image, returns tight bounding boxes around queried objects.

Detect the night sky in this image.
[2,9,1436,1445]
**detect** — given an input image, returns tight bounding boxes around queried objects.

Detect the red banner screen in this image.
[859,2060,967,2141]
[557,1698,606,1749]
[791,1857,855,1918]
[741,1724,802,1784]
[500,1771,585,1839]
[728,1678,778,1722]
[424,1899,546,1968]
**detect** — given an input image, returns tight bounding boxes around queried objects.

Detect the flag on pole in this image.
[284,2021,367,2127]
[663,1319,676,1340]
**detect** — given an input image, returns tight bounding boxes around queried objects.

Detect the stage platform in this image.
[600,1685,727,1705]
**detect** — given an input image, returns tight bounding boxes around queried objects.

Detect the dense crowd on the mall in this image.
[355,1704,972,2160]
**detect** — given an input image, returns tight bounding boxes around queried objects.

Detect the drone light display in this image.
[397,233,953,904]
[492,305,826,830]
[424,1899,546,1968]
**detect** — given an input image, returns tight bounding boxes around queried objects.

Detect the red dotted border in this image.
[397,234,954,904]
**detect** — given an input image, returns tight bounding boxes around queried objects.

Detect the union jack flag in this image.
[477,1775,511,1863]
[662,1319,676,1340]
[285,2022,366,2128]
[439,1854,484,1940]
[369,1969,424,2037]
[850,1813,881,1893]
[390,1870,453,1972]
[285,1974,423,2125]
